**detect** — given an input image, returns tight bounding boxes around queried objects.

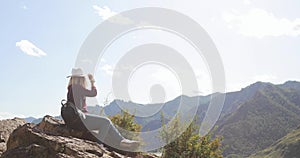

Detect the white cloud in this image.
[223,8,300,38]
[0,112,25,120]
[92,5,133,25]
[93,5,116,20]
[16,40,47,57]
[100,64,114,76]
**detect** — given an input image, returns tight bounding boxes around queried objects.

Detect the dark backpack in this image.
[61,99,83,130]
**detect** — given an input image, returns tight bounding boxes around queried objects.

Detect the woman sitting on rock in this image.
[62,68,139,150]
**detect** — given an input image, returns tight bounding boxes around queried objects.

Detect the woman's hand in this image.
[88,74,95,83]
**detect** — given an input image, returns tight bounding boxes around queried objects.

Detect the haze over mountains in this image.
[24,80,300,157]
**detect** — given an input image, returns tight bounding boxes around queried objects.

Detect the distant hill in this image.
[219,81,273,118]
[216,81,300,157]
[250,126,300,158]
[23,117,36,123]
[279,81,300,92]
[27,116,62,124]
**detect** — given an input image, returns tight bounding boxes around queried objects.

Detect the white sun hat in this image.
[66,68,86,78]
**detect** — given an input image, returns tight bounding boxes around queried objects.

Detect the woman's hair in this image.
[68,76,87,88]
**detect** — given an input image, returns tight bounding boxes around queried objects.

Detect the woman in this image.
[65,68,139,149]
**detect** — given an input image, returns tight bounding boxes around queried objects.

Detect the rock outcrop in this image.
[0,118,26,155]
[1,116,158,158]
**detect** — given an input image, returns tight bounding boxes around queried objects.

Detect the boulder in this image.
[2,123,105,158]
[0,118,26,155]
[1,116,159,158]
[35,115,98,142]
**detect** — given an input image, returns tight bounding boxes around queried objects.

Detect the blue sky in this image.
[0,0,300,119]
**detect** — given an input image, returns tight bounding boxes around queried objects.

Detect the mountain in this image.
[30,116,62,124]
[87,104,103,115]
[102,95,209,131]
[23,117,36,123]
[216,81,300,157]
[279,81,300,92]
[250,126,300,158]
[107,81,300,132]
[219,81,273,118]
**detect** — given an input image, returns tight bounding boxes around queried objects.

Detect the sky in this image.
[0,0,300,119]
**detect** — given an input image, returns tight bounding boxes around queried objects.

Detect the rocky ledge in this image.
[0,117,26,155]
[0,116,158,158]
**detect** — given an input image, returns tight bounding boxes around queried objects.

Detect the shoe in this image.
[120,139,140,148]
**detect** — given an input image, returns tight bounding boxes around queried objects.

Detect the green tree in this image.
[160,114,223,158]
[109,110,141,140]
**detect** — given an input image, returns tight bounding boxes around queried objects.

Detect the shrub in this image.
[110,110,142,140]
[160,114,223,158]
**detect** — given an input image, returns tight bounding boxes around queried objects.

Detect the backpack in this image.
[61,99,83,130]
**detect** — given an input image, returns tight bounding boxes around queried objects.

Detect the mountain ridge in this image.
[216,81,300,157]
[21,80,300,157]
